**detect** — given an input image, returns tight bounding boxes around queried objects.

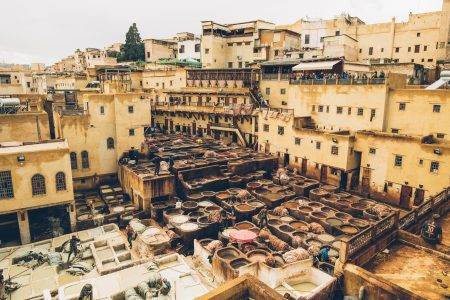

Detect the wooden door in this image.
[399,185,413,209]
[169,120,174,132]
[414,188,425,206]
[361,168,371,194]
[320,165,328,182]
[301,158,307,175]
[192,122,196,135]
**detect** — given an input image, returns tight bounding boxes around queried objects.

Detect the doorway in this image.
[339,171,348,190]
[28,205,71,242]
[320,165,328,182]
[0,213,20,247]
[284,152,290,167]
[400,185,413,209]
[414,188,425,206]
[301,158,307,175]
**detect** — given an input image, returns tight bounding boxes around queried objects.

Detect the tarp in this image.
[292,60,341,71]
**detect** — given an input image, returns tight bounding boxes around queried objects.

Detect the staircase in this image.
[210,122,247,146]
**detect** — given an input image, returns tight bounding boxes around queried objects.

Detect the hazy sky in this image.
[0,0,443,65]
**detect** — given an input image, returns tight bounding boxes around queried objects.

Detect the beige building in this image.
[144,38,177,63]
[201,20,301,68]
[54,93,151,190]
[0,69,33,95]
[281,0,450,68]
[257,73,450,208]
[0,140,75,245]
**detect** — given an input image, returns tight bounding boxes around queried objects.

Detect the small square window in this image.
[424,45,428,51]
[331,146,339,155]
[433,104,441,113]
[417,32,421,37]
[129,129,135,136]
[265,88,270,95]
[348,107,352,115]
[418,159,424,165]
[395,47,400,53]
[318,105,324,112]
[357,108,364,116]
[436,133,445,139]
[391,128,399,134]
[336,107,343,114]
[295,137,301,145]
[369,148,376,155]
[205,48,210,54]
[430,161,439,173]
[394,155,403,167]
[316,141,321,150]
[100,106,105,114]
[278,126,284,135]
[399,103,406,111]
[280,88,286,95]
[263,124,269,132]
[128,105,134,113]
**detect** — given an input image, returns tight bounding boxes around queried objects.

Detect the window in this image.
[369,47,373,55]
[357,108,364,116]
[238,62,243,68]
[423,45,428,51]
[428,59,433,62]
[418,159,424,166]
[128,105,134,113]
[430,161,439,173]
[348,107,352,115]
[312,105,315,112]
[31,174,46,196]
[205,48,209,54]
[280,88,286,95]
[179,45,185,53]
[394,155,403,167]
[432,104,441,113]
[417,32,421,37]
[336,107,343,114]
[100,106,105,115]
[70,152,77,170]
[381,48,384,53]
[147,51,150,58]
[369,148,376,155]
[107,137,115,149]
[0,171,14,199]
[370,109,376,121]
[129,129,135,136]
[326,106,329,113]
[295,137,301,145]
[320,37,324,42]
[414,45,420,53]
[263,124,269,132]
[318,105,324,112]
[81,151,90,169]
[391,128,399,134]
[331,146,339,155]
[55,172,67,191]
[274,50,279,56]
[316,141,321,150]
[399,102,406,111]
[335,30,340,36]
[436,133,445,139]
[395,47,400,53]
[265,88,270,95]
[227,43,233,47]
[195,44,200,52]
[408,47,411,52]
[278,126,284,135]
[305,34,310,44]
[359,48,362,53]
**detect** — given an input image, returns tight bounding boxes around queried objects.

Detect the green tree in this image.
[118,23,145,62]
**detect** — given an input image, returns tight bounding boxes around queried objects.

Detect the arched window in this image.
[70,152,77,170]
[31,174,46,196]
[81,151,89,169]
[107,137,115,149]
[55,172,66,191]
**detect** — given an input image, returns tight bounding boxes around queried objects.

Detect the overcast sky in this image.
[0,0,443,65]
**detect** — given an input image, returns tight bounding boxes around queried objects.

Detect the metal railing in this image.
[290,78,386,85]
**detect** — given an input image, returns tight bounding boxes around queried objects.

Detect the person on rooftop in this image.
[421,214,442,245]
[67,235,81,264]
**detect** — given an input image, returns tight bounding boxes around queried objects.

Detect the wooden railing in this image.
[340,211,399,262]
[340,187,449,263]
[399,187,449,230]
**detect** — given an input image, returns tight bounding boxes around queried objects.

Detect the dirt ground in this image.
[367,243,450,300]
[440,213,450,248]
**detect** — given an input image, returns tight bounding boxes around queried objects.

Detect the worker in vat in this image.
[168,156,175,173]
[0,269,5,300]
[152,155,162,176]
[257,208,268,229]
[78,283,93,300]
[421,214,442,245]
[67,235,81,264]
[317,245,331,263]
[126,224,135,248]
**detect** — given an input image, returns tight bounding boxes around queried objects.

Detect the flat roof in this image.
[0,139,69,155]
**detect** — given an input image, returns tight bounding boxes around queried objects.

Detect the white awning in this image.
[292,60,341,71]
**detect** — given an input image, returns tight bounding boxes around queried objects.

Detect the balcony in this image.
[290,78,386,85]
[151,101,255,116]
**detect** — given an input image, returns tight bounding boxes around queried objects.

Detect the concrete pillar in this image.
[17,210,31,245]
[68,203,77,232]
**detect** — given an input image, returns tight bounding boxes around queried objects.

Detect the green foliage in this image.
[118,23,145,62]
[106,50,120,58]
